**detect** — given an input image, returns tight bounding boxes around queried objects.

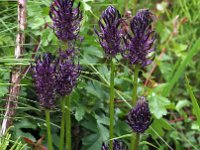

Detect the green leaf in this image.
[140,141,159,149]
[82,0,93,12]
[95,114,109,126]
[175,99,190,112]
[162,39,200,97]
[191,121,200,130]
[85,82,104,99]
[148,93,171,119]
[172,42,188,57]
[81,116,98,132]
[82,134,102,150]
[12,119,36,141]
[0,85,7,97]
[97,124,109,141]
[82,133,99,146]
[185,75,200,127]
[75,106,85,121]
[87,136,102,150]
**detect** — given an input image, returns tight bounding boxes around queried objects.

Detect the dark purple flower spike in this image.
[55,49,80,97]
[95,6,123,58]
[102,140,123,150]
[122,9,156,67]
[127,96,152,133]
[49,0,82,41]
[32,53,57,109]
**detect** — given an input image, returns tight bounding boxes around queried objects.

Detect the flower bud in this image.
[127,96,152,133]
[49,0,82,41]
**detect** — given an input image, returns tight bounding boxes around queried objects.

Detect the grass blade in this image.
[185,75,200,127]
[162,39,200,97]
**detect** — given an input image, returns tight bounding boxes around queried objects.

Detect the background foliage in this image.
[0,0,200,149]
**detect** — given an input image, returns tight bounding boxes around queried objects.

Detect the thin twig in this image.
[0,0,26,136]
[20,40,41,80]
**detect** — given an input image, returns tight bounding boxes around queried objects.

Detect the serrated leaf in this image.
[148,93,171,119]
[85,82,103,99]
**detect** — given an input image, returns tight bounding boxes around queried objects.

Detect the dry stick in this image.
[0,0,26,136]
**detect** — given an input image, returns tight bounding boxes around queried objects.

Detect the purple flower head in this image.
[122,9,156,67]
[95,6,123,58]
[102,140,123,150]
[49,0,82,41]
[127,96,152,133]
[55,49,80,97]
[32,53,57,109]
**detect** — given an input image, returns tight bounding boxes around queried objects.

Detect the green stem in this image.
[45,110,53,150]
[132,65,139,106]
[65,96,71,150]
[131,65,139,150]
[132,0,137,14]
[59,99,66,150]
[124,0,128,12]
[109,59,115,150]
[133,133,140,150]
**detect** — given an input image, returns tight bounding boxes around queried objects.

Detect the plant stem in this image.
[133,133,140,150]
[59,99,66,150]
[131,65,139,150]
[132,65,139,106]
[65,96,71,150]
[109,59,115,150]
[45,110,53,150]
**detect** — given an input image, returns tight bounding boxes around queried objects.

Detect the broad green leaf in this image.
[81,116,98,132]
[97,124,109,141]
[82,134,102,150]
[148,93,171,119]
[82,133,99,146]
[87,136,102,150]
